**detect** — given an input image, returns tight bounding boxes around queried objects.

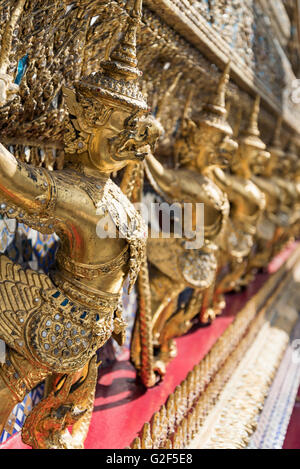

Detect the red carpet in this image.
[1,242,297,449]
[0,271,269,449]
[85,272,268,449]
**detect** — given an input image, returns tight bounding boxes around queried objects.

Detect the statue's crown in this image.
[75,0,147,112]
[269,117,284,158]
[199,61,233,136]
[240,95,266,150]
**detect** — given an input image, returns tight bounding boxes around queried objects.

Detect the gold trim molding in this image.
[129,246,300,449]
[144,0,300,134]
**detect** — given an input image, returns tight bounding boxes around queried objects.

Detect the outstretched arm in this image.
[145,151,201,202]
[0,143,54,216]
[145,151,179,198]
[213,167,265,212]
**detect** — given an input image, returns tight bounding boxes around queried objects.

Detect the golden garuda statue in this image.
[249,117,295,271]
[286,140,300,239]
[131,65,232,377]
[0,0,158,449]
[178,62,234,322]
[266,121,299,253]
[212,95,267,297]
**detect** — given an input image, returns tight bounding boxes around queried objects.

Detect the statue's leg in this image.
[70,360,98,448]
[150,268,184,340]
[201,281,221,323]
[0,346,49,438]
[155,289,203,367]
[149,266,177,335]
[0,348,97,448]
[0,373,19,436]
[21,358,99,449]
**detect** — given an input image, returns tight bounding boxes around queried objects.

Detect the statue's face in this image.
[218,135,238,168]
[262,149,281,176]
[244,145,259,166]
[289,155,298,175]
[251,149,270,175]
[295,160,300,179]
[278,155,291,175]
[194,125,226,169]
[88,109,160,173]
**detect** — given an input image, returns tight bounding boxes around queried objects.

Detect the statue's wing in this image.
[0,254,113,373]
[0,254,53,354]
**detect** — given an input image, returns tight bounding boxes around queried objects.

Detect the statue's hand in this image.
[0,73,19,107]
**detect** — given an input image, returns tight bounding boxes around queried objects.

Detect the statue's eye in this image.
[124,111,140,129]
[139,126,148,138]
[126,118,138,129]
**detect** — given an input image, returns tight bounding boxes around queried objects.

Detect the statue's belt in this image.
[55,246,129,280]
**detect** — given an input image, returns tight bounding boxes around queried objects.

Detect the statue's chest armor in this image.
[56,170,147,291]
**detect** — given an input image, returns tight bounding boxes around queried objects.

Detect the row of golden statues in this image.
[130,64,300,385]
[0,0,299,449]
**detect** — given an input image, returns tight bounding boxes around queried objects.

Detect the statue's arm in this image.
[214,169,265,211]
[211,167,244,203]
[251,175,277,200]
[145,151,182,200]
[0,143,55,218]
[146,152,230,220]
[209,166,231,193]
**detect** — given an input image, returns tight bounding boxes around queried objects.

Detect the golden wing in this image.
[0,254,114,373]
[0,254,54,357]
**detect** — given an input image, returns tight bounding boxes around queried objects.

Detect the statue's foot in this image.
[153,360,166,380]
[200,308,215,324]
[154,339,178,382]
[169,339,177,358]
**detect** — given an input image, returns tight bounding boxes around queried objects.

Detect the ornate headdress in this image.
[63,0,147,154]
[75,0,147,112]
[239,95,266,150]
[198,61,233,136]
